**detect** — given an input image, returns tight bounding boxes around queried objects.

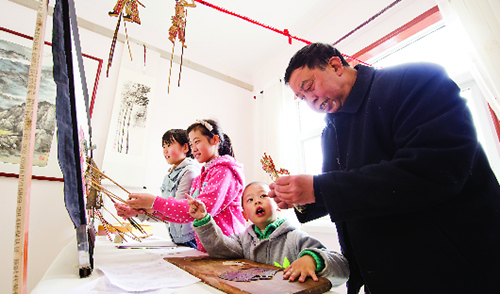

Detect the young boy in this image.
[187,181,349,286]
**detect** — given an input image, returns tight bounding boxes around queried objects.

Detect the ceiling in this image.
[71,0,348,84]
[46,0,438,89]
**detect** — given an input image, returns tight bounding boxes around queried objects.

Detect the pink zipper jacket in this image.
[152,155,246,251]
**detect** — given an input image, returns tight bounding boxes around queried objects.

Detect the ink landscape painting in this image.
[0,37,56,167]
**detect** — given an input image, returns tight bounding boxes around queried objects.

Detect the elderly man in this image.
[269,42,500,294]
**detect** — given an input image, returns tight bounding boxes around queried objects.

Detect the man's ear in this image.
[328,56,344,75]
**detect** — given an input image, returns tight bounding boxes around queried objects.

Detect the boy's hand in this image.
[186,194,207,220]
[283,255,318,282]
[127,193,156,209]
[114,202,138,219]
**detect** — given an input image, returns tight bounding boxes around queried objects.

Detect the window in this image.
[369,24,466,77]
[297,100,324,175]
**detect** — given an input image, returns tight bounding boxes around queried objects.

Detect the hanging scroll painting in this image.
[102,68,156,188]
[0,27,102,179]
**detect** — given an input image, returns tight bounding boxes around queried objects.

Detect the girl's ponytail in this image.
[219,133,234,158]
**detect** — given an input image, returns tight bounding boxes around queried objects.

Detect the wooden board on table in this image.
[165,256,332,294]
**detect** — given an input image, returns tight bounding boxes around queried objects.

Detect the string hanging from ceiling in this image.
[333,0,403,46]
[192,0,371,66]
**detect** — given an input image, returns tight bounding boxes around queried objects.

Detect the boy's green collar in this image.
[254,218,285,239]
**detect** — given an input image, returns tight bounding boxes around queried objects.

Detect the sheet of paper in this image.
[99,258,200,292]
[119,236,178,247]
[116,245,177,249]
[63,276,176,294]
[159,247,209,258]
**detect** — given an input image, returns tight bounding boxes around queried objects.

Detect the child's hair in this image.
[187,119,235,158]
[162,129,193,158]
[243,181,269,194]
[242,181,270,205]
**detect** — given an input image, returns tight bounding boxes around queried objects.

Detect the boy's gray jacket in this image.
[194,218,349,287]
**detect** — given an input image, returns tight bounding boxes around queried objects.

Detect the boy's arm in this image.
[300,248,349,286]
[193,215,245,259]
[187,194,244,259]
[294,230,350,286]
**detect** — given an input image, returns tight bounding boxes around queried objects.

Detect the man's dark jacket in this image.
[298,63,500,294]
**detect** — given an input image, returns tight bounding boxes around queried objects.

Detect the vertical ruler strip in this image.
[12,0,49,293]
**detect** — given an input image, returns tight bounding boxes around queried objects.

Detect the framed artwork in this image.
[0,26,103,180]
[102,68,157,188]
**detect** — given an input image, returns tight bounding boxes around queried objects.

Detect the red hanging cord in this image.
[192,0,371,66]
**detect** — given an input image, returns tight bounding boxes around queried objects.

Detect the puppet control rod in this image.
[85,162,167,242]
[261,152,289,182]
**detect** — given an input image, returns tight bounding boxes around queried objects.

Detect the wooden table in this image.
[166,256,332,294]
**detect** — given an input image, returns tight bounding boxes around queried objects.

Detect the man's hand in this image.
[283,255,318,282]
[268,175,315,209]
[186,194,207,220]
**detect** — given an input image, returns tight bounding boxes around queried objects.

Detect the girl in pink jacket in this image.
[128,119,246,251]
